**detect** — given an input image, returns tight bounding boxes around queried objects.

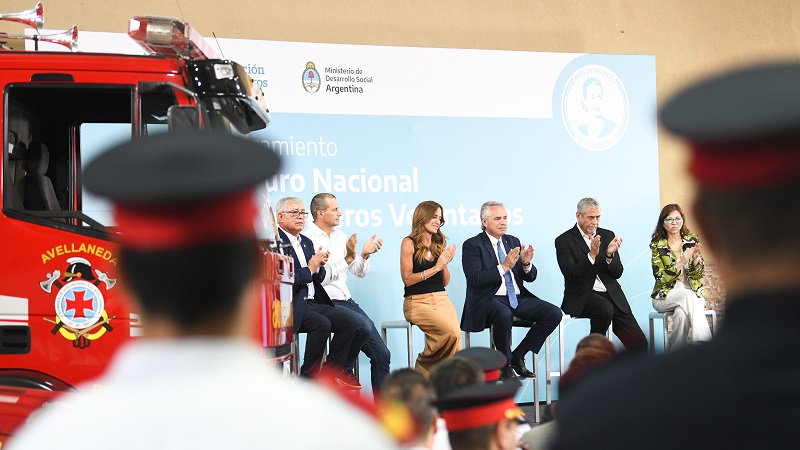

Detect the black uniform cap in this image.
[83,131,281,249]
[659,61,800,189]
[660,62,800,143]
[454,347,507,383]
[433,383,525,431]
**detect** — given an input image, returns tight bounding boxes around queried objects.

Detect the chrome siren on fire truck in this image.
[0,3,78,51]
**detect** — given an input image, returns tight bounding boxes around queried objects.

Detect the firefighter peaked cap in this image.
[433,383,525,432]
[659,61,800,190]
[453,347,508,383]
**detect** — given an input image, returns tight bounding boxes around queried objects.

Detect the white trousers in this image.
[652,281,712,350]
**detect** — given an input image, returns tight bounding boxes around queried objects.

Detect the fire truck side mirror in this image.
[167,105,200,131]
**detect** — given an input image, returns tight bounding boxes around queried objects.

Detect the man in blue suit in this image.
[276,196,365,389]
[461,201,562,379]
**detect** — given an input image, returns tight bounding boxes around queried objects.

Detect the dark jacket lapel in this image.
[571,224,590,254]
[480,232,500,265]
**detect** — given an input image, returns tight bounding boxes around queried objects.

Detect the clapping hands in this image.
[502,247,521,271]
[520,244,535,265]
[361,234,383,258]
[308,246,329,272]
[607,236,623,255]
[685,242,703,264]
[436,244,457,269]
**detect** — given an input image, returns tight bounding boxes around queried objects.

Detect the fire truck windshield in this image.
[2,60,269,243]
[2,82,178,235]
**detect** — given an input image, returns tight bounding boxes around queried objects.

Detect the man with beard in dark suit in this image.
[553,62,800,449]
[554,198,647,351]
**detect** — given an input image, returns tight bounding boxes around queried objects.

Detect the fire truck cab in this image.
[0,5,294,442]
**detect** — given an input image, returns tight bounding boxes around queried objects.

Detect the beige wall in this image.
[5,0,800,214]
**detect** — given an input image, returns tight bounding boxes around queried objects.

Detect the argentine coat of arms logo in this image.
[303,61,321,94]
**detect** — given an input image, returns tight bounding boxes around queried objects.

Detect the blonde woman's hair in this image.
[409,200,447,263]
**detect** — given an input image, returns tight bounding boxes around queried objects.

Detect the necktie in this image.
[497,240,518,308]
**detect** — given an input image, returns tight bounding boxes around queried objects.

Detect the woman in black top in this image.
[400,200,461,376]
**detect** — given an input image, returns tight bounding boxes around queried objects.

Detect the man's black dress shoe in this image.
[511,356,535,378]
[500,365,516,380]
[339,371,363,389]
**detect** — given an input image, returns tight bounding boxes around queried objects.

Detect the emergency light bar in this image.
[128,16,218,60]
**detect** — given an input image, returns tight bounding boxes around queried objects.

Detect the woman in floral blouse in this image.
[650,204,712,350]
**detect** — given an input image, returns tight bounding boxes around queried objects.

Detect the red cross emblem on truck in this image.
[39,257,117,349]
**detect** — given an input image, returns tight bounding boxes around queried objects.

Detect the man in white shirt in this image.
[7,132,396,450]
[276,196,366,388]
[305,192,391,395]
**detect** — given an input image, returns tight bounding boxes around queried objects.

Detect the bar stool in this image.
[648,310,717,355]
[291,332,359,377]
[291,332,302,375]
[380,320,414,368]
[494,318,549,423]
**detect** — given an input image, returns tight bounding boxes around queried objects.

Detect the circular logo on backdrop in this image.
[561,65,629,151]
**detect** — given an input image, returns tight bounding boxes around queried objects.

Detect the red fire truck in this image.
[0,3,294,442]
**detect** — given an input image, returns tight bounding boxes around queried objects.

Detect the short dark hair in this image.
[695,182,800,259]
[429,356,483,397]
[120,237,258,329]
[448,424,497,450]
[310,192,336,221]
[382,369,437,440]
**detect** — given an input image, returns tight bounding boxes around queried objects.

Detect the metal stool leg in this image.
[706,310,717,335]
[292,332,300,375]
[406,322,414,368]
[492,318,551,423]
[558,315,566,381]
[649,314,657,355]
[545,335,552,404]
[381,320,415,368]
[532,350,540,423]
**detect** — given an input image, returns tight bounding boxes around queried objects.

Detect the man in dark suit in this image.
[553,62,800,450]
[7,132,398,450]
[462,201,562,379]
[276,196,365,388]
[554,198,646,351]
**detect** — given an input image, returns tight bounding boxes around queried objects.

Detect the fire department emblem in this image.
[40,256,116,348]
